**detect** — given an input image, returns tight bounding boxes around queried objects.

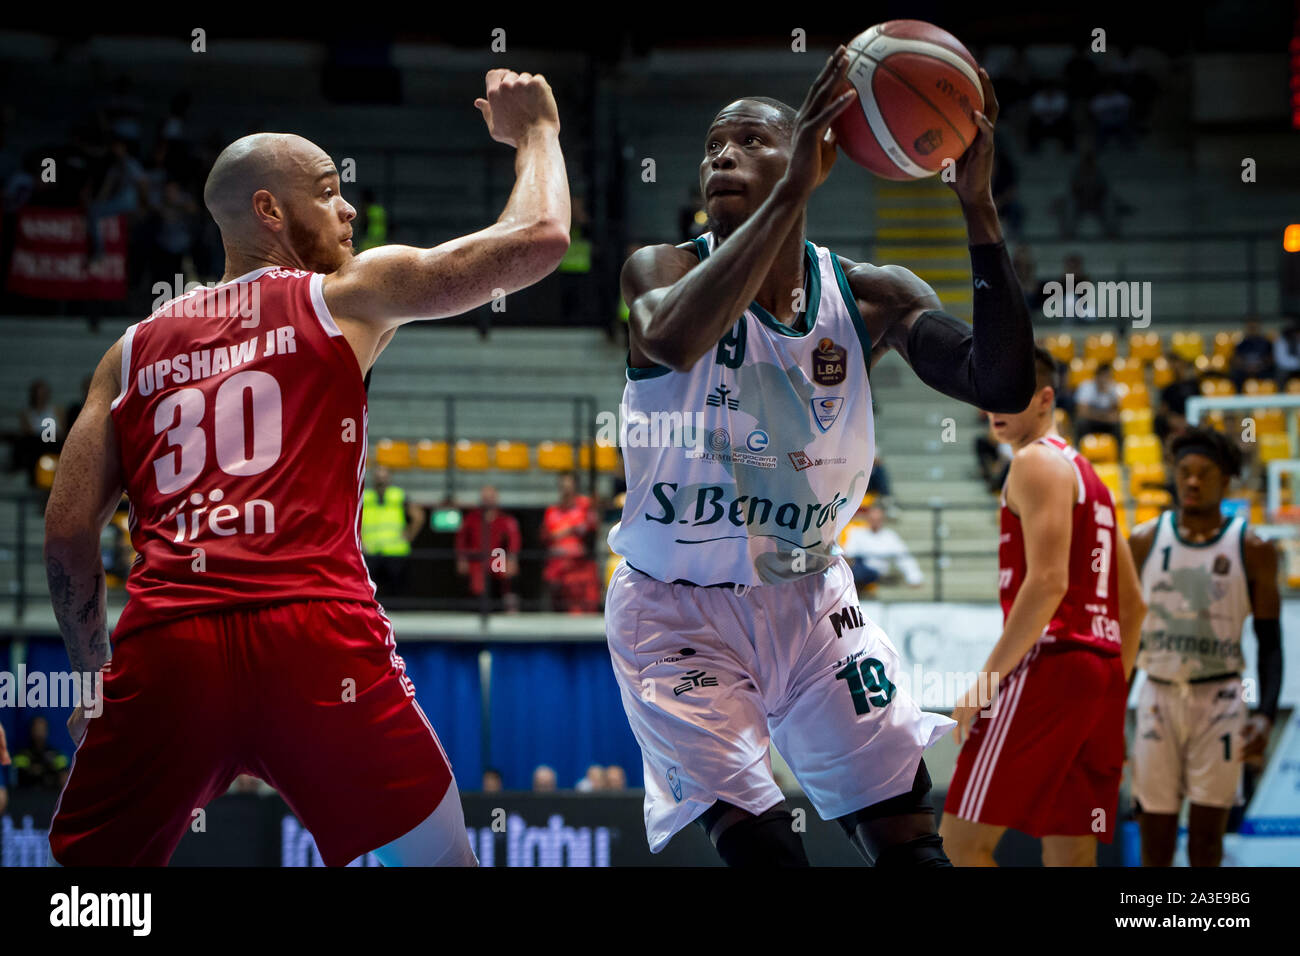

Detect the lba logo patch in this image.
[811,396,844,432]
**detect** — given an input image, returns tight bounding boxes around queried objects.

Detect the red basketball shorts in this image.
[944,642,1127,842]
[49,599,453,866]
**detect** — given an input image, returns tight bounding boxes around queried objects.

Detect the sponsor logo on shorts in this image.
[828,604,865,639]
[651,647,698,666]
[673,669,719,696]
[666,766,683,802]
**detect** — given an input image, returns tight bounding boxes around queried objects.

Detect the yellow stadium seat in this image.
[1120,408,1154,439]
[1112,356,1144,388]
[537,440,576,471]
[415,440,448,469]
[595,443,621,473]
[1199,377,1235,397]
[1128,332,1161,363]
[454,440,490,471]
[1053,407,1072,437]
[1212,331,1236,361]
[1209,353,1229,374]
[1202,410,1228,431]
[1118,383,1151,412]
[493,440,530,471]
[1244,378,1277,395]
[1093,462,1123,498]
[1259,433,1292,464]
[1116,505,1131,538]
[1081,432,1119,465]
[1084,333,1118,364]
[1129,462,1167,499]
[1172,331,1205,362]
[1135,503,1163,525]
[1286,378,1300,395]
[35,454,58,490]
[1068,357,1098,388]
[1123,434,1162,467]
[1137,488,1174,509]
[1250,408,1285,437]
[1151,356,1175,389]
[1045,333,1075,364]
[374,439,411,468]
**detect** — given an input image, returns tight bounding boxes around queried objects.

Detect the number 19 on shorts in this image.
[835,657,896,715]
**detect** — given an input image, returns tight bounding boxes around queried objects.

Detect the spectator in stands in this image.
[64,376,93,435]
[1156,353,1201,442]
[86,135,147,260]
[605,765,627,791]
[1073,362,1123,443]
[541,473,601,614]
[1042,253,1096,321]
[843,503,923,590]
[678,187,707,241]
[532,765,557,792]
[455,484,522,613]
[14,379,62,485]
[356,188,388,252]
[867,451,892,501]
[360,465,425,600]
[991,135,1023,238]
[1231,319,1275,389]
[1027,83,1074,153]
[1057,148,1122,238]
[482,768,503,793]
[576,765,608,791]
[1089,81,1136,151]
[1013,245,1043,314]
[11,717,68,790]
[974,411,1013,492]
[1275,321,1300,385]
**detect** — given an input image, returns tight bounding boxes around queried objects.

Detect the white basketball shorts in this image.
[1132,675,1246,814]
[605,558,954,853]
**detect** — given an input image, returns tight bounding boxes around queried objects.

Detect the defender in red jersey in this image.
[42,69,570,866]
[941,348,1146,866]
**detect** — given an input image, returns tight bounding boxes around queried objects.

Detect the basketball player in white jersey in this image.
[607,47,1037,866]
[1128,426,1283,867]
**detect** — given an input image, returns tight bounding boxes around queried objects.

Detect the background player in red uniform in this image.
[42,69,570,866]
[941,348,1147,866]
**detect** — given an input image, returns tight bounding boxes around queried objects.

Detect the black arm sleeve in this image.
[903,241,1037,414]
[1254,617,1283,722]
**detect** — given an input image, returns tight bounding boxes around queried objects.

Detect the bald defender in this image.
[43,70,568,866]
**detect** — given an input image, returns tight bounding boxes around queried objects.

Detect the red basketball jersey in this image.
[109,266,377,641]
[998,435,1121,654]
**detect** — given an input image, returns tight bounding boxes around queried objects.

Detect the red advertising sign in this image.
[6,207,127,301]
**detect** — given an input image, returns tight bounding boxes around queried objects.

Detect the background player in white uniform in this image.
[608,48,1037,866]
[1128,427,1283,867]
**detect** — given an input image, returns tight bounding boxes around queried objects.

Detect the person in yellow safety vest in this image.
[361,465,425,598]
[357,188,388,252]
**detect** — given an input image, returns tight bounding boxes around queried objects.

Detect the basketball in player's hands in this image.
[831,20,984,181]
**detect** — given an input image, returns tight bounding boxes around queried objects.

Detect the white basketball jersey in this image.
[1138,510,1252,682]
[608,233,874,587]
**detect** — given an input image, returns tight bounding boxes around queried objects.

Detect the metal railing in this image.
[0,491,1006,623]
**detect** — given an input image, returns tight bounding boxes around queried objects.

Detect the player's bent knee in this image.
[697,801,809,867]
[373,778,478,867]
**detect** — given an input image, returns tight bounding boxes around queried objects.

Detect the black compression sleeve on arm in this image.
[904,241,1037,413]
[1254,617,1283,722]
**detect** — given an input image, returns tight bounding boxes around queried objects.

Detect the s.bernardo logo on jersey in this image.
[811,396,844,432]
[643,481,852,537]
